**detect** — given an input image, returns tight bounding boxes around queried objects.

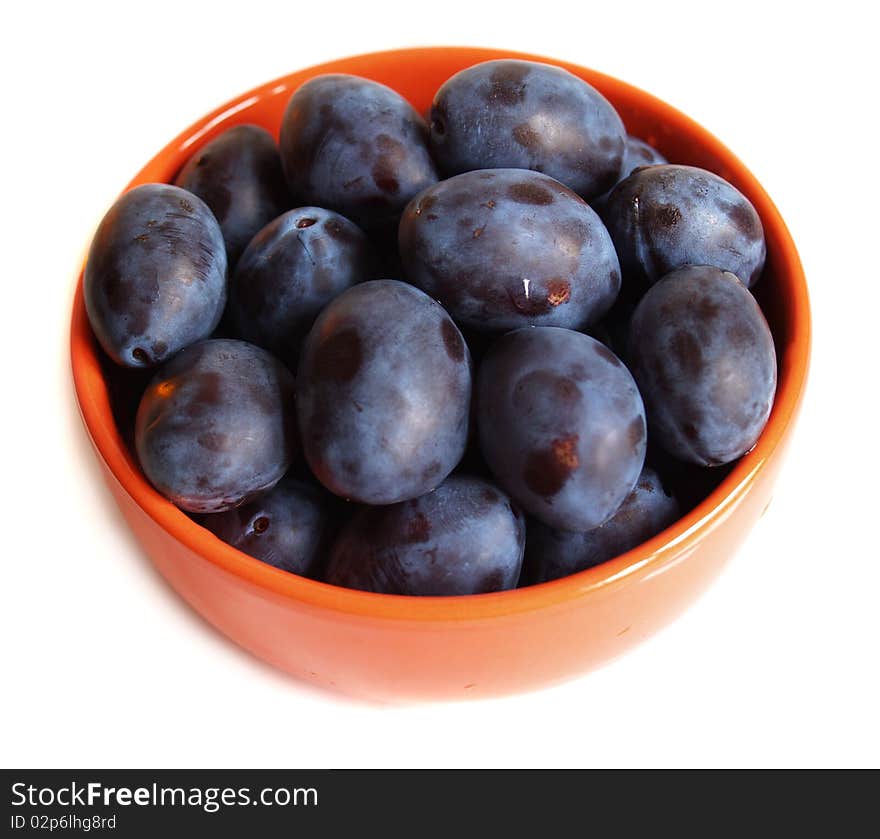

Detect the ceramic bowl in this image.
[71,47,811,701]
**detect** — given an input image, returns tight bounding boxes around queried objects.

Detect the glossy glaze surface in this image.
[70,47,810,701]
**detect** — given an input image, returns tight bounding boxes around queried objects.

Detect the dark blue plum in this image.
[324,476,524,595]
[627,265,777,466]
[174,124,291,265]
[398,169,620,332]
[477,327,646,532]
[619,135,668,176]
[523,466,680,584]
[591,135,668,212]
[199,477,333,577]
[429,59,625,200]
[227,207,373,366]
[601,164,766,292]
[297,280,471,505]
[135,339,297,513]
[84,184,227,368]
[279,74,438,229]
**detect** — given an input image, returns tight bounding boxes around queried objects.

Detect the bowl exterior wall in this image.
[91,432,781,701]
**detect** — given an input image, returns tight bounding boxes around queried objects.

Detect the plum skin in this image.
[627,265,777,466]
[398,168,621,333]
[279,74,438,229]
[523,466,680,584]
[591,134,668,212]
[198,477,333,577]
[429,59,626,200]
[84,183,227,368]
[601,163,766,293]
[296,280,472,505]
[135,339,298,513]
[174,123,291,266]
[324,476,525,596]
[477,326,647,532]
[227,206,373,367]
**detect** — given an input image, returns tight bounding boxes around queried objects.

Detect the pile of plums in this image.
[84,59,776,596]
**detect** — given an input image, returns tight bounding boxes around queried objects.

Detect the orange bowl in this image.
[70,46,811,702]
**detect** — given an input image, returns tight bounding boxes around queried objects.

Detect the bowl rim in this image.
[70,45,811,623]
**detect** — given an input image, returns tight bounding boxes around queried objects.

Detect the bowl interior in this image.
[70,46,810,621]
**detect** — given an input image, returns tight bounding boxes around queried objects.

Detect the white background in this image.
[2,0,878,768]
